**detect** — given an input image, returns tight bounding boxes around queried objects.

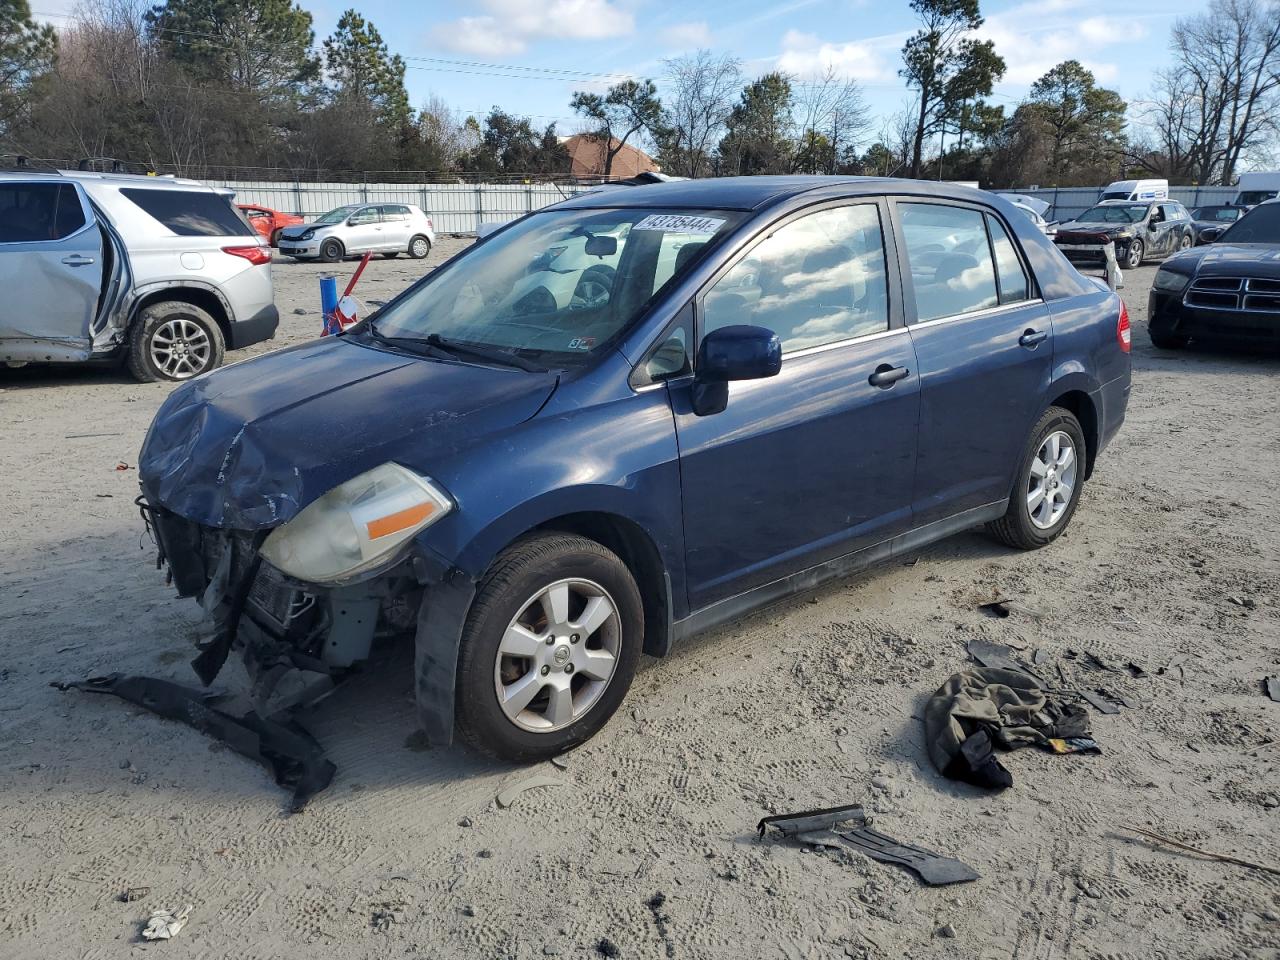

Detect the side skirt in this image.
[669,501,1007,645]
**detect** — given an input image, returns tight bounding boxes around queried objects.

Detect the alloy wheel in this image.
[149,317,212,379]
[493,578,621,733]
[1126,241,1143,268]
[1026,430,1078,530]
[411,237,430,257]
[1180,235,1192,250]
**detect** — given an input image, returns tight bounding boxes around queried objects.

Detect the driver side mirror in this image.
[691,324,782,416]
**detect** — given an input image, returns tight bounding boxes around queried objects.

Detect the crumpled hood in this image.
[139,337,558,529]
[1183,243,1280,279]
[279,223,328,240]
[1057,221,1133,238]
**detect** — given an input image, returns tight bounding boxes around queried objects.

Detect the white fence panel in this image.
[1011,186,1239,223]
[208,179,595,234]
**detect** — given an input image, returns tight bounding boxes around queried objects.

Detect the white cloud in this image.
[660,21,712,50]
[774,28,900,84]
[432,0,635,57]
[977,4,1149,88]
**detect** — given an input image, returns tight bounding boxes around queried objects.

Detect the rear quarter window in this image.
[120,188,253,237]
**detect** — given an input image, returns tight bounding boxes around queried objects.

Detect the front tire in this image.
[126,301,225,382]
[380,252,399,259]
[987,407,1086,550]
[408,235,431,259]
[455,534,643,761]
[1150,325,1190,349]
[269,228,282,247]
[1125,240,1144,268]
[319,238,344,263]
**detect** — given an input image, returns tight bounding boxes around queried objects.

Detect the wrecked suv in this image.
[138,177,1131,761]
[0,169,277,381]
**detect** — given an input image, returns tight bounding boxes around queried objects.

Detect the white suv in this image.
[0,169,277,381]
[278,203,435,262]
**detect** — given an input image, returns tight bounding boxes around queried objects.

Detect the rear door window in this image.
[0,183,87,243]
[986,215,1030,304]
[899,203,999,322]
[121,188,253,237]
[379,205,410,220]
[702,203,890,353]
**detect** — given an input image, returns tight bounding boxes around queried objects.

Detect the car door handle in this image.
[1019,328,1049,347]
[868,364,910,388]
[62,255,95,266]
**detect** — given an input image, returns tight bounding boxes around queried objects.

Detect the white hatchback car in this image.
[0,169,277,381]
[278,203,436,262]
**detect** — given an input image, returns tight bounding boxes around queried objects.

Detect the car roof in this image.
[552,175,999,212]
[0,168,225,192]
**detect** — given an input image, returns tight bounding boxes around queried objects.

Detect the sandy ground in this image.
[1,249,1278,960]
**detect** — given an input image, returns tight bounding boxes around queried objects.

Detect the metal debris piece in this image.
[965,639,1045,683]
[1078,688,1122,715]
[53,674,334,813]
[119,886,150,903]
[757,803,979,887]
[142,904,192,941]
[1265,677,1280,703]
[496,775,563,809]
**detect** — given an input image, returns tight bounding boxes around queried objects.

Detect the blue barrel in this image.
[319,274,339,336]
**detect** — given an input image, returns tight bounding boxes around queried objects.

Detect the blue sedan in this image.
[138,176,1132,761]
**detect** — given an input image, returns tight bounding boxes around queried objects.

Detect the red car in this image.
[237,204,304,247]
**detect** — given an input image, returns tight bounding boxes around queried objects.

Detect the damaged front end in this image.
[138,489,468,739]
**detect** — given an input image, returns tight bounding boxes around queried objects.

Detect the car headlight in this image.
[259,463,452,585]
[301,229,315,240]
[1152,268,1191,294]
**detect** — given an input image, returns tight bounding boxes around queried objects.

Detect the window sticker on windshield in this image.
[633,214,726,235]
[568,337,596,351]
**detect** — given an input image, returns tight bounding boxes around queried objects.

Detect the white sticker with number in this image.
[632,214,726,235]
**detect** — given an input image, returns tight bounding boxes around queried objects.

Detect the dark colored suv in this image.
[138,177,1131,761]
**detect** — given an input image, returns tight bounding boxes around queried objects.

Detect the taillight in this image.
[223,244,271,266]
[1117,300,1131,353]
[426,216,433,230]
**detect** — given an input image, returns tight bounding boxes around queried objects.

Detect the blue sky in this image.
[39,0,1210,139]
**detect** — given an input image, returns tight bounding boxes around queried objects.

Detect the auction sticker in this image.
[633,214,726,235]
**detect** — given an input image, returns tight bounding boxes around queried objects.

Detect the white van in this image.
[1100,178,1169,202]
[1232,171,1280,207]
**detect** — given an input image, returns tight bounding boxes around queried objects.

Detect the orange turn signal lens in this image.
[366,502,434,540]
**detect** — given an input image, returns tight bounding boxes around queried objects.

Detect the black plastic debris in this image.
[758,804,979,886]
[53,673,334,812]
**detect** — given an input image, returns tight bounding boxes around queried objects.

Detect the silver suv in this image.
[0,170,277,381]
[278,203,436,262]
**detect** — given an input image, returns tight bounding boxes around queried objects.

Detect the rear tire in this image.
[408,235,431,259]
[455,534,643,762]
[987,406,1086,550]
[126,301,225,383]
[319,238,344,263]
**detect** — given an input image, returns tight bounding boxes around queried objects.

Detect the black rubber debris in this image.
[53,673,334,812]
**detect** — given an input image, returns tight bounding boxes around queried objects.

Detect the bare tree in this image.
[790,66,870,173]
[658,50,741,177]
[1138,0,1280,183]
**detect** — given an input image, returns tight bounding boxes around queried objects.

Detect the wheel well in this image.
[524,512,670,658]
[133,287,231,343]
[1049,390,1098,478]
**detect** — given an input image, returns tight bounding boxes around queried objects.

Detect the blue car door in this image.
[893,200,1053,527]
[669,200,921,610]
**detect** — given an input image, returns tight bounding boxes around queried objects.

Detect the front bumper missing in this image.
[124,496,474,805]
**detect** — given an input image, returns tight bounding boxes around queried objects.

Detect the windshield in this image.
[1217,202,1280,244]
[316,205,359,224]
[1237,190,1277,206]
[1075,204,1146,224]
[1192,206,1242,222]
[365,207,741,366]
